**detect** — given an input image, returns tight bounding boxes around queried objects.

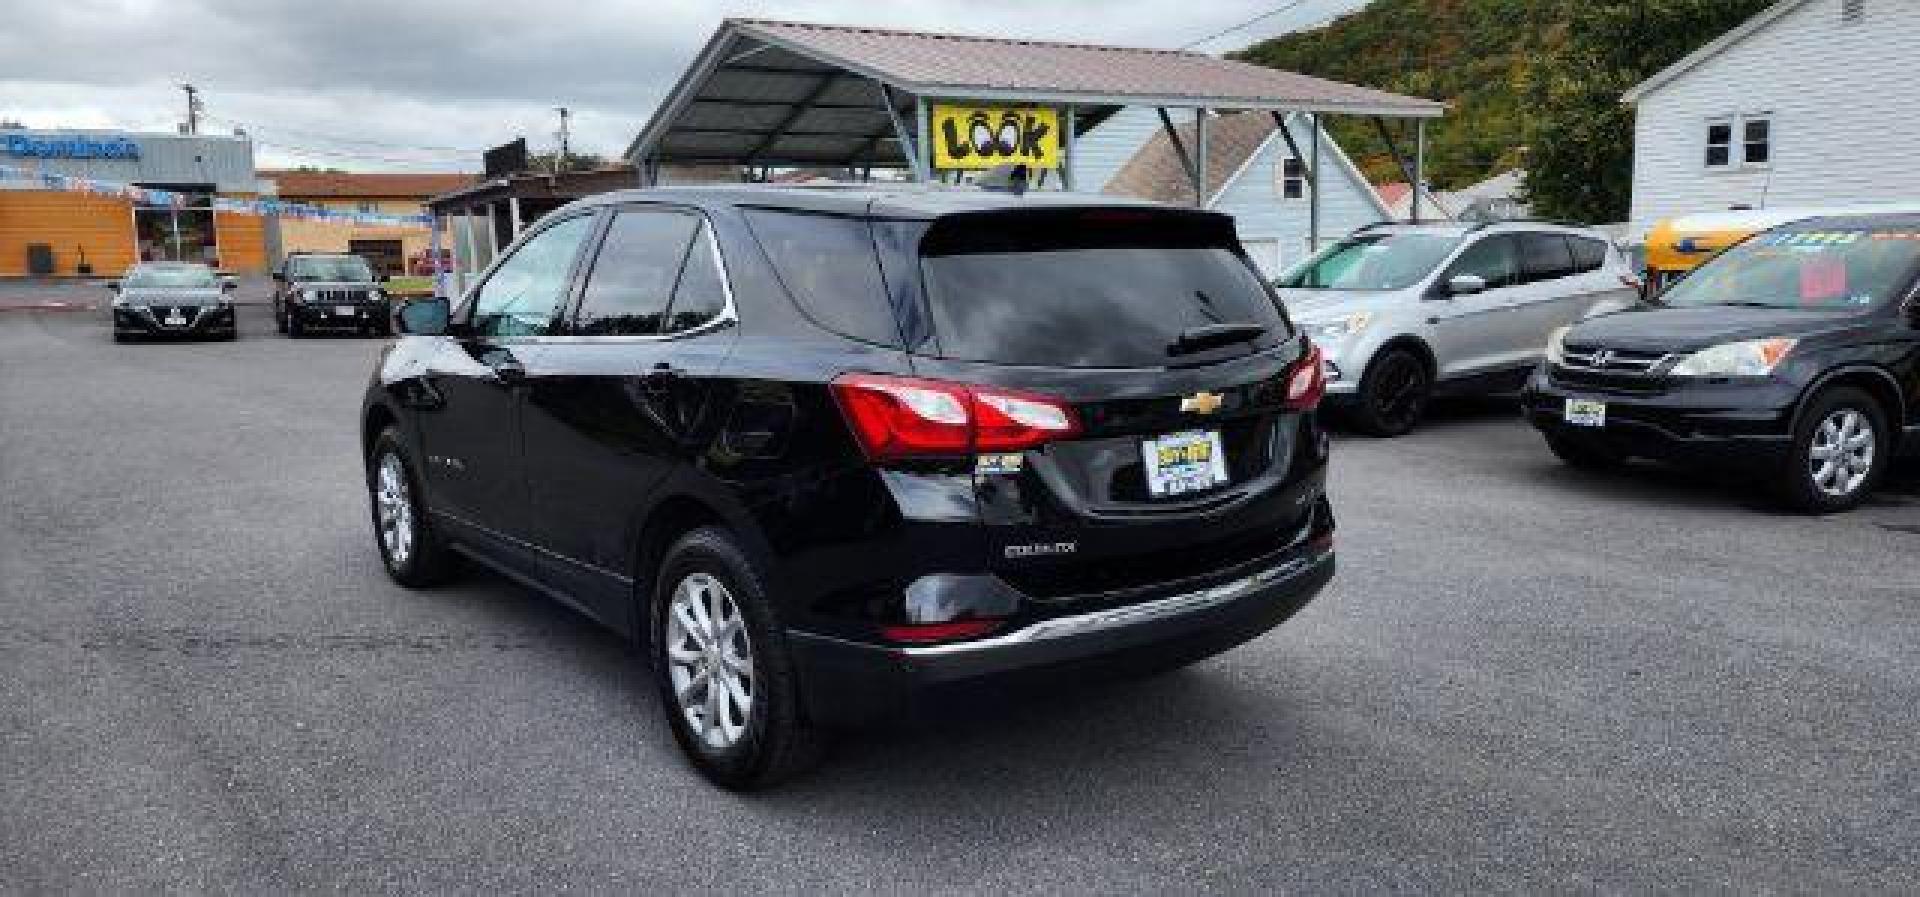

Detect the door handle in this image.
[489,356,527,385]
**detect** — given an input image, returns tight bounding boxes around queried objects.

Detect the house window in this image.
[1842,0,1865,24]
[1279,157,1306,199]
[1743,118,1771,165]
[1705,120,1733,167]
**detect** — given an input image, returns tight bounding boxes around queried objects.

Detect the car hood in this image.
[120,287,223,305]
[1274,289,1405,324]
[1566,304,1860,353]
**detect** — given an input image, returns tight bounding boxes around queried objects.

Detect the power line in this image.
[201,112,480,155]
[1179,0,1312,50]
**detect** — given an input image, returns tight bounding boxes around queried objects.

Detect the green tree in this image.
[1524,0,1773,222]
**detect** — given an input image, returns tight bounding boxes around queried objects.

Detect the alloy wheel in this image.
[665,572,755,750]
[1371,353,1427,429]
[374,452,415,566]
[1809,408,1875,498]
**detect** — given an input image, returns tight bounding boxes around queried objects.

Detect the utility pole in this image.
[553,106,571,174]
[180,83,202,135]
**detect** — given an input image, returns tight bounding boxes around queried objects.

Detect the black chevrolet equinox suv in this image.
[360,185,1337,788]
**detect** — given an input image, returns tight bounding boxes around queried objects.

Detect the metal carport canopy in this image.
[626,19,1445,174]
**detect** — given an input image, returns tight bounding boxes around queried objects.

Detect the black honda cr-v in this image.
[1525,213,1920,512]
[360,185,1336,788]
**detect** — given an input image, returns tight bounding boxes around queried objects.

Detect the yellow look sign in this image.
[930,105,1061,170]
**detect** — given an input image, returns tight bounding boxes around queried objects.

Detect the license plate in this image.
[334,305,358,317]
[1564,398,1607,428]
[164,314,187,326]
[1142,430,1229,497]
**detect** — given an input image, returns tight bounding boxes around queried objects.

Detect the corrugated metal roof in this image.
[737,20,1446,113]
[628,19,1444,170]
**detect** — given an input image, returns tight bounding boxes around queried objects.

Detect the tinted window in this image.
[915,210,1289,368]
[471,215,593,338]
[1443,234,1519,288]
[1280,231,1463,290]
[665,227,727,334]
[1569,237,1609,273]
[287,255,373,282]
[744,210,900,346]
[574,210,699,336]
[1518,233,1575,282]
[1662,228,1920,311]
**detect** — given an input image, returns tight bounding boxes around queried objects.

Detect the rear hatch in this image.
[879,207,1329,605]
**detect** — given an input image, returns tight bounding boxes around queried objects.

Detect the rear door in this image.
[885,208,1326,604]
[518,206,738,608]
[1501,231,1583,368]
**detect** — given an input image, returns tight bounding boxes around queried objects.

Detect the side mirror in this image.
[1446,274,1488,296]
[105,280,120,292]
[378,272,392,283]
[397,297,451,336]
[271,272,285,282]
[221,279,238,292]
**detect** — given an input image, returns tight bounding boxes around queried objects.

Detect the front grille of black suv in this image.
[1552,345,1678,393]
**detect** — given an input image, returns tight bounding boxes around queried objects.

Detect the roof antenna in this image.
[976,163,1030,195]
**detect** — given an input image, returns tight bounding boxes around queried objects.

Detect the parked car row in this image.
[1276,211,1920,513]
[107,252,395,342]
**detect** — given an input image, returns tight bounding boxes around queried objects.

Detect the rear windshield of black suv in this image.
[904,209,1291,368]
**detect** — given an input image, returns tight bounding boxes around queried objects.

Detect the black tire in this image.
[1544,431,1629,470]
[112,332,129,344]
[274,305,287,334]
[651,526,822,790]
[1349,347,1432,437]
[287,312,305,339]
[366,427,457,587]
[1776,386,1887,514]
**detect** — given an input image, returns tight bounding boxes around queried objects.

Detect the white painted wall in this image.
[1068,107,1164,192]
[1210,115,1390,277]
[1629,0,1920,234]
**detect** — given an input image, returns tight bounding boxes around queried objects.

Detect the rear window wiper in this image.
[1168,322,1268,356]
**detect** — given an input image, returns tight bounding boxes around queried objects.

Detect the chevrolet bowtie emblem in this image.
[1180,391,1224,415]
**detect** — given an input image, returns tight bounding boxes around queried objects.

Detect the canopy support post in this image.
[507,196,522,240]
[1061,105,1076,192]
[1310,113,1323,251]
[1157,108,1200,202]
[1272,111,1319,254]
[914,97,932,183]
[1413,118,1427,223]
[1194,108,1209,208]
[1371,116,1422,222]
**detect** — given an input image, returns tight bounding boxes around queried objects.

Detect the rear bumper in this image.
[1521,367,1794,469]
[786,542,1334,726]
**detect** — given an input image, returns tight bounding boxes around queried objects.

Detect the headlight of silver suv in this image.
[1310,311,1372,342]
[1668,337,1797,377]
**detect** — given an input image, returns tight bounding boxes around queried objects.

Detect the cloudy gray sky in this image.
[0,0,1369,172]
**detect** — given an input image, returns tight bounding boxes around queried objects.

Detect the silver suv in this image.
[1277,221,1638,435]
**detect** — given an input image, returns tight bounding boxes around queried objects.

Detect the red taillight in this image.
[1282,343,1326,411]
[880,618,1003,644]
[831,373,1080,460]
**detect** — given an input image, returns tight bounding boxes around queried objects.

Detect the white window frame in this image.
[1277,156,1307,200]
[1740,115,1772,168]
[1704,116,1735,169]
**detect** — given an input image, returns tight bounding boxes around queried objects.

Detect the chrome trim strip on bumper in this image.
[898,547,1333,658]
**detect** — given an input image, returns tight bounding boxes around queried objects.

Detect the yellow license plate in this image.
[1143,430,1228,497]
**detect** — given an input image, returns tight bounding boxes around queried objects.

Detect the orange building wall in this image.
[0,190,136,276]
[213,210,268,274]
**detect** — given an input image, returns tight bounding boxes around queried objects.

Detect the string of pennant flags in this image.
[0,163,434,228]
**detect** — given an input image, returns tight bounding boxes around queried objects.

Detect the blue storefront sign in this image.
[4,134,141,160]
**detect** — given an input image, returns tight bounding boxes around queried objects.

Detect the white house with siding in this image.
[1070,108,1394,276]
[1622,0,1920,237]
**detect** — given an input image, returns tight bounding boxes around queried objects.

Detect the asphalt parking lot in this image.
[3,299,1917,891]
